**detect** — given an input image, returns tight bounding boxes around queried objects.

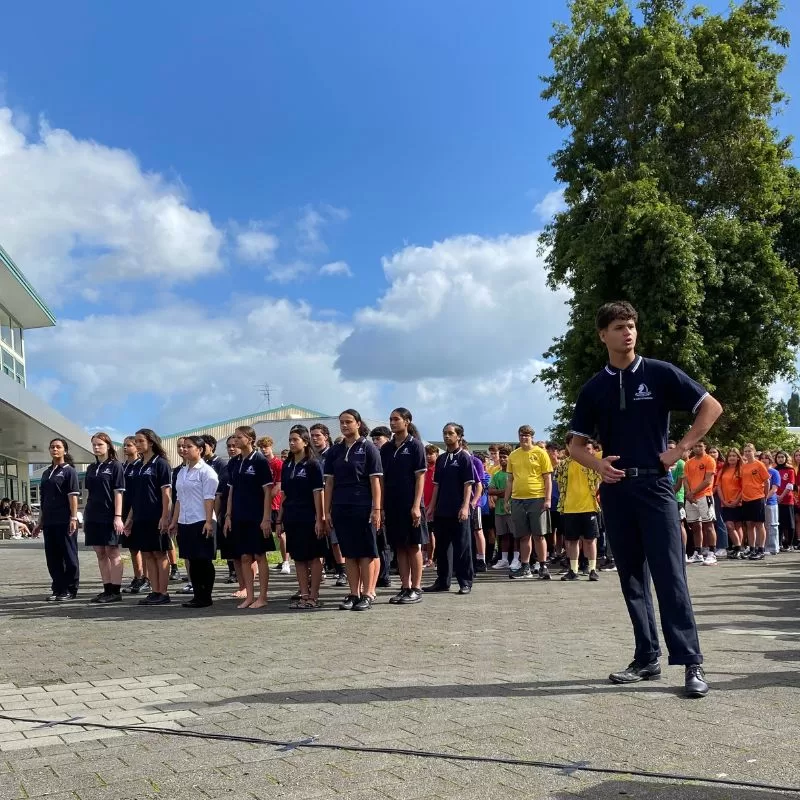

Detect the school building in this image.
[0,244,93,503]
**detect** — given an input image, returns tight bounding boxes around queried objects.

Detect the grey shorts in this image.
[510,498,548,538]
[495,514,515,538]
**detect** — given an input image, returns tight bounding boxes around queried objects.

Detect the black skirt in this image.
[285,519,328,562]
[177,520,216,561]
[331,506,378,559]
[230,518,276,558]
[84,520,121,547]
[216,519,235,560]
[384,511,429,548]
[131,519,172,553]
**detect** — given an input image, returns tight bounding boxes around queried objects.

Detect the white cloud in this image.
[296,204,349,253]
[533,188,567,222]
[27,376,63,405]
[319,260,352,277]
[335,232,569,381]
[235,229,279,264]
[0,107,224,301]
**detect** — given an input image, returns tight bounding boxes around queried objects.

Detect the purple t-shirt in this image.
[471,455,486,508]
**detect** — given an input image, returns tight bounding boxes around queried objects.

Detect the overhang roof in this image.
[0,245,56,329]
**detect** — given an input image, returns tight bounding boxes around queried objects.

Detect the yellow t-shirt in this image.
[486,464,501,476]
[563,460,600,514]
[507,446,552,499]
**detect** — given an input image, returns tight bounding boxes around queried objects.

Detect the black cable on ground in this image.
[1,712,798,794]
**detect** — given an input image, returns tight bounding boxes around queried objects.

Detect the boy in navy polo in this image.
[568,301,722,699]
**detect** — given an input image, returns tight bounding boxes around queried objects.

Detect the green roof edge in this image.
[161,404,330,438]
[0,244,57,325]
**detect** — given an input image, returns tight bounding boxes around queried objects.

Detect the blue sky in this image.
[1,0,799,444]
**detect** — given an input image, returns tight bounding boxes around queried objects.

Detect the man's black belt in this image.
[622,467,665,478]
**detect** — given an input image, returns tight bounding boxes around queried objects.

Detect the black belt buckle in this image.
[625,468,639,478]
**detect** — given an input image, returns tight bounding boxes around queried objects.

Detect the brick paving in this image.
[0,537,798,799]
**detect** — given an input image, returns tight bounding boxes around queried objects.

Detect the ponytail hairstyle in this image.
[91,431,118,462]
[442,422,465,446]
[235,425,257,446]
[340,408,370,438]
[391,407,421,439]
[289,424,316,462]
[135,428,167,460]
[49,437,75,466]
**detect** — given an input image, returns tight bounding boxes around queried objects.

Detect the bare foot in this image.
[250,598,267,609]
[232,589,247,598]
[237,598,254,609]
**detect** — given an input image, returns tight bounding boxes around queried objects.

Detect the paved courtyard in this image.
[0,537,798,800]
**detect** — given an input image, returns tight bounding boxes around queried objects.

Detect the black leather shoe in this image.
[423,583,449,592]
[458,585,472,595]
[609,660,661,684]
[685,664,709,698]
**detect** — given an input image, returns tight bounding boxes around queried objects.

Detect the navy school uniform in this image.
[227,450,274,558]
[40,462,82,595]
[324,437,383,559]
[121,458,140,549]
[570,355,708,666]
[432,448,475,589]
[129,455,173,553]
[84,459,126,546]
[380,436,429,548]
[214,461,235,560]
[281,456,328,562]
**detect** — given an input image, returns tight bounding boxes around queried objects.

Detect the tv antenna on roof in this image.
[256,383,273,410]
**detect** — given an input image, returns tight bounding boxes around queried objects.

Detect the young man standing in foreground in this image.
[568,301,722,699]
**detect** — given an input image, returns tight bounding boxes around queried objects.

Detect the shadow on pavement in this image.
[549,779,799,799]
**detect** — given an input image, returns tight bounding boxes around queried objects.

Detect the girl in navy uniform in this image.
[170,435,219,609]
[311,422,347,587]
[216,436,240,586]
[125,428,173,605]
[382,408,428,605]
[36,438,82,601]
[323,409,383,611]
[223,425,274,610]
[277,425,327,609]
[424,423,475,595]
[120,437,148,595]
[84,432,126,603]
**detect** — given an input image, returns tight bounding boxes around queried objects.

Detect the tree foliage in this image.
[787,391,800,426]
[539,0,800,448]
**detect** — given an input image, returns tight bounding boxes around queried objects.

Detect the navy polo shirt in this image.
[122,458,141,518]
[84,459,125,524]
[228,450,273,522]
[324,437,383,508]
[380,435,426,514]
[205,455,225,476]
[40,463,80,525]
[569,355,709,469]
[131,455,172,521]
[433,449,475,517]
[281,457,324,523]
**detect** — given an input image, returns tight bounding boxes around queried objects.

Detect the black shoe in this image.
[290,591,302,602]
[169,570,182,582]
[389,589,410,604]
[539,566,551,581]
[685,664,709,698]
[225,573,237,584]
[339,594,358,610]
[561,569,578,581]
[353,595,373,611]
[45,593,59,601]
[182,599,212,608]
[609,660,661,684]
[122,578,142,594]
[96,593,122,604]
[90,591,108,603]
[509,565,533,580]
[589,570,599,582]
[475,560,487,573]
[150,593,171,605]
[423,583,450,592]
[377,577,392,588]
[273,562,283,572]
[458,585,472,595]
[55,592,76,601]
[399,588,423,604]
[753,550,765,561]
[137,592,159,606]
[335,573,348,588]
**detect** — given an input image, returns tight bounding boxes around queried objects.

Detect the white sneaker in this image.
[685,554,690,563]
[702,552,717,566]
[280,561,291,575]
[688,552,704,564]
[492,558,510,570]
[509,558,522,571]
[714,548,727,558]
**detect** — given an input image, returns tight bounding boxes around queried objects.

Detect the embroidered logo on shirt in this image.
[245,466,256,475]
[400,447,409,454]
[142,467,153,475]
[634,383,653,400]
[297,468,306,478]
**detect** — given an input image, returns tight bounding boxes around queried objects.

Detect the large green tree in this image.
[539,0,800,448]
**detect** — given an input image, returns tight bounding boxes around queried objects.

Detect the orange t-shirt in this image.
[684,454,718,498]
[740,460,770,502]
[717,469,742,506]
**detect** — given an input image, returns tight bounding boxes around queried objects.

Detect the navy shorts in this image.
[740,499,765,524]
[721,505,742,523]
[384,512,429,549]
[562,512,599,541]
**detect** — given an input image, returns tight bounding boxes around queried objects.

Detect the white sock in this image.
[513,551,520,561]
[477,554,485,561]
[502,552,510,561]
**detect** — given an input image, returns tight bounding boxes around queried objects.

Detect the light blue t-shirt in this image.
[767,467,781,506]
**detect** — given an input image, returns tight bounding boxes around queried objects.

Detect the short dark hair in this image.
[202,434,217,450]
[546,441,559,451]
[498,445,511,456]
[596,301,638,331]
[370,426,391,439]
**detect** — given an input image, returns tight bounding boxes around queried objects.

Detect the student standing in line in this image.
[760,451,781,555]
[120,436,149,595]
[224,425,274,609]
[488,446,513,569]
[370,426,394,590]
[382,408,427,606]
[740,443,770,561]
[422,444,439,568]
[125,429,173,605]
[171,439,193,595]
[277,426,327,609]
[311,423,348,587]
[324,409,383,611]
[216,435,240,586]
[84,432,126,603]
[257,436,289,575]
[774,451,796,552]
[461,441,487,572]
[35,439,81,601]
[717,448,744,558]
[683,441,718,565]
[424,423,475,595]
[170,435,219,608]
[202,435,225,474]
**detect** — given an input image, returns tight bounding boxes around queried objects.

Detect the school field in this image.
[0,538,798,800]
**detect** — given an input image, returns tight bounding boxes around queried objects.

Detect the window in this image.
[11,322,23,356]
[14,359,24,385]
[0,307,10,347]
[2,349,13,377]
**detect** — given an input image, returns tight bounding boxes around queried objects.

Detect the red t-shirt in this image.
[270,457,283,510]
[777,466,796,505]
[423,464,436,508]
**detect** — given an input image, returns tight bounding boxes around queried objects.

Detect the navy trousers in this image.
[43,524,80,596]
[433,516,474,589]
[600,476,702,666]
